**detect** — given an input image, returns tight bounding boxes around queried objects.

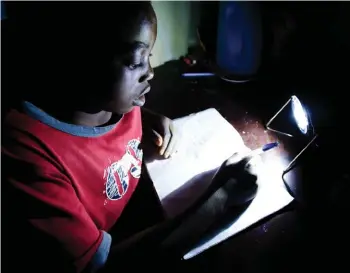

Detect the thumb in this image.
[150,129,163,147]
[245,156,261,176]
[225,152,253,167]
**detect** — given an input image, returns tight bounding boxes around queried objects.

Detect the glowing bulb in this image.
[291,95,309,134]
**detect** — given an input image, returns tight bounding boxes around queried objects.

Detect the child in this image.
[2,2,258,273]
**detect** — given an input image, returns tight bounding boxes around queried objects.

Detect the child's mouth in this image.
[132,95,146,107]
[132,86,150,107]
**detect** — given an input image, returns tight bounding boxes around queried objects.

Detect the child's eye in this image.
[128,63,140,70]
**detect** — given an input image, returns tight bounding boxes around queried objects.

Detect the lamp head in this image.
[291,95,309,135]
[266,94,317,176]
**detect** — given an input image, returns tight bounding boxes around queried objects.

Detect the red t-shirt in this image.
[2,102,143,272]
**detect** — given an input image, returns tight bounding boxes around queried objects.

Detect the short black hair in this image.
[3,1,155,106]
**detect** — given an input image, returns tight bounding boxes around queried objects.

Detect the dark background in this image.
[2,1,350,272]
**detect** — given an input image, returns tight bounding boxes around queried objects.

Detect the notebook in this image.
[145,108,294,259]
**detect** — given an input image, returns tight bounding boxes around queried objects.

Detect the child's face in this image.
[103,7,157,115]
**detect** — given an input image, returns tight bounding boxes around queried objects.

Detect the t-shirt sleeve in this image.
[3,135,104,273]
[88,231,112,272]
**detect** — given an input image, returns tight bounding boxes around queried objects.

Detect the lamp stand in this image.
[283,134,318,174]
[266,98,294,137]
[265,96,318,175]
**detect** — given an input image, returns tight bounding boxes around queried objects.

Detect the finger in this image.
[244,170,258,184]
[143,127,163,146]
[164,124,179,158]
[226,153,253,167]
[164,133,177,158]
[159,131,171,156]
[224,152,239,164]
[238,155,255,169]
[223,177,258,206]
[225,146,251,164]
[241,155,263,173]
[245,156,261,177]
[151,129,163,147]
[246,155,261,168]
[224,154,259,178]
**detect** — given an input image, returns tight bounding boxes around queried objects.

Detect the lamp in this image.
[266,95,318,175]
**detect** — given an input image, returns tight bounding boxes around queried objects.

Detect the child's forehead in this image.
[112,7,157,47]
[114,21,156,55]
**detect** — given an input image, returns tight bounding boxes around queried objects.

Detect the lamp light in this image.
[266,95,318,175]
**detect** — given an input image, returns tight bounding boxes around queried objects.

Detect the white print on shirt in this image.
[103,139,143,201]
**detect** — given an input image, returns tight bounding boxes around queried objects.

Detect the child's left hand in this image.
[142,110,179,159]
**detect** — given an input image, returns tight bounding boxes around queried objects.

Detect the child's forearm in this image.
[102,174,232,272]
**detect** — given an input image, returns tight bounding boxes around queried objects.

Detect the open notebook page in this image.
[145,108,294,259]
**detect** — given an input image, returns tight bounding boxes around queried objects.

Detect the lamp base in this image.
[282,134,318,175]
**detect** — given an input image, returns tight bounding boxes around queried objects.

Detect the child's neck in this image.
[25,99,115,127]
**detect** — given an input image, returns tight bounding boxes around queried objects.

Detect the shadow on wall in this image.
[151,1,200,68]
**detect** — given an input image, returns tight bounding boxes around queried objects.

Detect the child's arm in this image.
[102,153,258,272]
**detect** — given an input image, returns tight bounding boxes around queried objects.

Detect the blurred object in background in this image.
[150,1,201,68]
[195,2,298,83]
[1,0,6,20]
[196,1,219,62]
[216,1,262,81]
[260,2,298,70]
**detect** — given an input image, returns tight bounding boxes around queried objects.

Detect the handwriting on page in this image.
[146,108,248,216]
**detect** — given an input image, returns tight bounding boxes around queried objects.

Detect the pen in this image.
[250,142,279,157]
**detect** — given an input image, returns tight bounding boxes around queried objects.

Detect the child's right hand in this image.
[212,151,259,207]
[157,151,260,255]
